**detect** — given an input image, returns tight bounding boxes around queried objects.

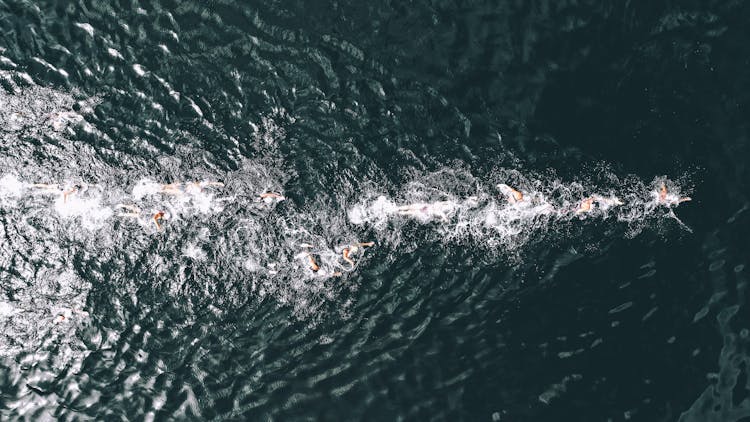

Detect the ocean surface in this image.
[1,1,749,420]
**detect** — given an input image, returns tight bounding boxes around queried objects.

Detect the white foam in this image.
[192,192,219,214]
[0,56,18,68]
[0,174,25,199]
[49,111,83,131]
[182,243,206,261]
[348,170,692,252]
[107,48,124,60]
[347,195,397,228]
[0,301,17,317]
[132,64,147,76]
[187,98,203,117]
[53,192,113,229]
[74,22,94,37]
[132,179,162,199]
[0,165,693,323]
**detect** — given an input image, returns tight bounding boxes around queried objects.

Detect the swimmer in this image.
[31,183,84,203]
[259,191,285,203]
[62,184,85,203]
[153,211,167,230]
[431,201,457,220]
[576,197,594,214]
[31,183,60,193]
[341,241,375,268]
[160,183,183,196]
[397,203,429,216]
[186,181,225,194]
[397,201,455,221]
[575,195,622,214]
[298,244,320,272]
[184,182,202,195]
[341,246,355,267]
[658,183,691,206]
[655,183,693,232]
[497,184,524,204]
[199,181,225,188]
[161,181,224,196]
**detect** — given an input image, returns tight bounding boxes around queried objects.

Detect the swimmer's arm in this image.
[152,213,164,230]
[397,204,422,213]
[62,188,78,203]
[161,183,182,194]
[259,192,283,199]
[31,183,60,192]
[341,248,355,267]
[307,254,320,272]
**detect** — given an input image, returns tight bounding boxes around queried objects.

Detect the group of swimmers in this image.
[506,182,691,209]
[393,182,690,222]
[297,241,376,276]
[19,180,375,275]
[16,178,692,275]
[8,177,693,324]
[29,183,86,203]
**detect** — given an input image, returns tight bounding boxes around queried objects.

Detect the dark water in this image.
[1,1,749,420]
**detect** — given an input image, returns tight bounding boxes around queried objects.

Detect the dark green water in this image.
[1,1,749,420]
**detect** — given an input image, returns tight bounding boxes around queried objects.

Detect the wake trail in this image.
[0,72,695,325]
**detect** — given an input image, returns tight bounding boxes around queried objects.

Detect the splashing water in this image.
[347,168,693,253]
[0,74,696,327]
